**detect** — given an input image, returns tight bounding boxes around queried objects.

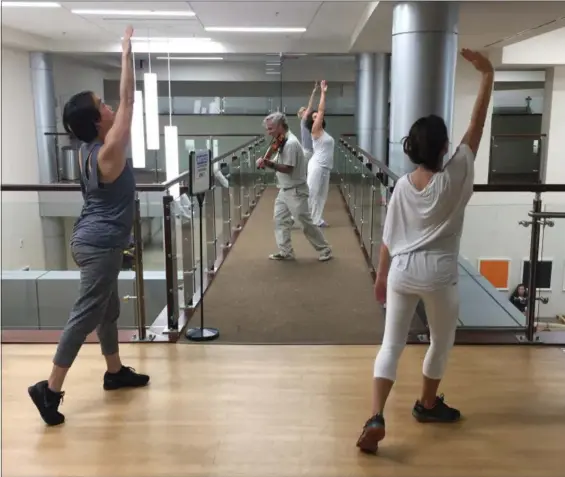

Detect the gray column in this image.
[30,52,58,183]
[371,53,390,164]
[389,1,459,175]
[355,53,375,155]
[30,52,67,270]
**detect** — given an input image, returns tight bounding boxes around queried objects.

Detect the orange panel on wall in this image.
[479,259,510,289]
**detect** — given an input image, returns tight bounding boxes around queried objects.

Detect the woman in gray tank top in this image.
[305,80,335,227]
[28,26,149,427]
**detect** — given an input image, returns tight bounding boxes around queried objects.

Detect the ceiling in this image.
[2,1,565,56]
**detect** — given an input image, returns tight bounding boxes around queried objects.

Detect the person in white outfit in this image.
[356,49,494,454]
[297,82,319,164]
[257,112,332,262]
[305,80,334,227]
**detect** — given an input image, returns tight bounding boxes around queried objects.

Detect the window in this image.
[522,260,553,290]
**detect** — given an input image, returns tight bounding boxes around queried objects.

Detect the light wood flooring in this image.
[2,344,565,477]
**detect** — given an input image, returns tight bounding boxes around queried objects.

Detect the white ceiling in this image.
[2,0,565,56]
[352,1,565,52]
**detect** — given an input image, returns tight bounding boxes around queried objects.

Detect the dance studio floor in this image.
[3,343,565,477]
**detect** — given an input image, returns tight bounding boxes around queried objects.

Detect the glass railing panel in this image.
[152,134,259,180]
[172,96,223,114]
[0,191,143,332]
[223,97,273,114]
[360,167,373,251]
[370,175,384,270]
[458,198,532,329]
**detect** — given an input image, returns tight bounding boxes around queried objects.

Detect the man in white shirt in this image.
[257,112,332,262]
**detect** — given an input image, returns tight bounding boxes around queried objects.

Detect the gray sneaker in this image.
[318,249,333,262]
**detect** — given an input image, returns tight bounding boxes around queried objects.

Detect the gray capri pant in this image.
[53,243,123,368]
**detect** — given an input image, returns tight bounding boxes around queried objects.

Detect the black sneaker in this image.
[412,394,461,423]
[356,413,386,454]
[103,366,150,391]
[28,380,65,426]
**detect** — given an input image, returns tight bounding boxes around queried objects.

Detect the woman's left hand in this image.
[320,80,328,92]
[374,274,387,304]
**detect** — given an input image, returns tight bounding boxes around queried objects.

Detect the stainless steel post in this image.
[132,197,147,340]
[205,188,217,271]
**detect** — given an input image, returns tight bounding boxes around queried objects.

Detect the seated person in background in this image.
[510,283,528,314]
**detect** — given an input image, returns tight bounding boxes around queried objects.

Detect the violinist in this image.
[258,112,333,262]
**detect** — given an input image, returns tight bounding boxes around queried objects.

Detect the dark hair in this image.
[402,114,448,172]
[305,111,326,133]
[62,91,100,143]
[511,283,527,298]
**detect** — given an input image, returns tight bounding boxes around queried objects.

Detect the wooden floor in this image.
[2,344,565,477]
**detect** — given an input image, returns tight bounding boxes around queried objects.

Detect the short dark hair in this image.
[62,91,100,143]
[402,114,448,172]
[305,111,326,132]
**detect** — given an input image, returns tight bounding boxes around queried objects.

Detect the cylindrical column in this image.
[31,52,67,270]
[372,53,390,165]
[355,53,375,155]
[389,1,459,175]
[30,52,58,184]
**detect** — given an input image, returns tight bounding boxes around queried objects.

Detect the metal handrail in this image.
[160,135,264,190]
[339,137,399,182]
[528,211,565,219]
[1,135,265,193]
[0,183,164,192]
[45,132,261,137]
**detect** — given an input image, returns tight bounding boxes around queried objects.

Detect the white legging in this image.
[307,160,330,226]
[374,282,459,381]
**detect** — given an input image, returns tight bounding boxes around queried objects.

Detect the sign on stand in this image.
[185,148,220,343]
[189,149,213,196]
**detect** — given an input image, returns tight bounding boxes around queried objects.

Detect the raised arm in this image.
[304,82,318,117]
[311,80,327,138]
[98,26,135,177]
[459,49,494,156]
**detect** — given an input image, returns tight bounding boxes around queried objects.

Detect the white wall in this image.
[452,57,494,184]
[542,66,565,184]
[1,47,45,270]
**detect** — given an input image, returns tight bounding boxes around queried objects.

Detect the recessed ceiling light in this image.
[126,37,211,42]
[72,9,195,17]
[156,57,224,61]
[2,1,60,6]
[205,27,306,33]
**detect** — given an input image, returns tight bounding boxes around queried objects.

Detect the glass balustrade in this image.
[1,136,268,343]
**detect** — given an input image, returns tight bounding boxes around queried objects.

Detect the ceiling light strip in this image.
[72,9,195,17]
[205,27,306,33]
[2,1,60,6]
[156,57,224,61]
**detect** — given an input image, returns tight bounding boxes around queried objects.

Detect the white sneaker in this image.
[318,249,333,262]
[269,252,295,261]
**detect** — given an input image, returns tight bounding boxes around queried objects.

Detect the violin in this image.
[258,132,287,169]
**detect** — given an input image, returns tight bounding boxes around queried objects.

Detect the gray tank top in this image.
[71,140,135,249]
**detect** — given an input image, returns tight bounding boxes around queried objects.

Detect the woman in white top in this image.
[305,80,335,227]
[356,49,494,454]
